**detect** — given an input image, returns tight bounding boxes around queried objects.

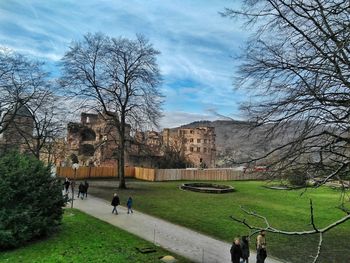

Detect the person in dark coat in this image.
[111,193,120,214]
[256,230,267,263]
[230,237,242,263]
[78,182,85,200]
[84,180,89,198]
[241,236,250,263]
[63,177,70,193]
[127,196,133,214]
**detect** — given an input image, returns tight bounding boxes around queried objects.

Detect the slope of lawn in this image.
[88,179,350,263]
[0,209,191,263]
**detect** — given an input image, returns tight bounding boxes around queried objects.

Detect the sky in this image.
[0,0,248,128]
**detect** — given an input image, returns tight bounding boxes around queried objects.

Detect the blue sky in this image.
[0,0,247,128]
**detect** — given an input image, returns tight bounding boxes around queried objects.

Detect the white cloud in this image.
[0,0,248,125]
[159,111,219,129]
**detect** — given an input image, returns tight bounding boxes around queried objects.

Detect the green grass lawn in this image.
[0,209,191,263]
[88,179,350,263]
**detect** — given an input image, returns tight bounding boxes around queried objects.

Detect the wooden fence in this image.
[56,166,265,181]
[56,166,135,179]
[156,168,265,181]
[134,167,266,182]
[135,167,156,181]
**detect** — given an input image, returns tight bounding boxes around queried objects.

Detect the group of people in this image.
[77,181,89,199]
[63,178,133,215]
[63,177,89,200]
[111,193,133,215]
[230,230,267,263]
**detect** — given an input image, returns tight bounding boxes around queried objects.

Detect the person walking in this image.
[111,193,120,215]
[230,237,242,263]
[241,236,250,263]
[63,177,70,193]
[127,196,133,214]
[78,182,85,200]
[84,180,89,198]
[256,230,267,263]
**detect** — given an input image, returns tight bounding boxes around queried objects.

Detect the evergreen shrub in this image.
[0,152,65,249]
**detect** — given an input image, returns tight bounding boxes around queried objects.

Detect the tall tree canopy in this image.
[61,33,163,188]
[0,48,46,134]
[224,1,350,261]
[224,0,350,184]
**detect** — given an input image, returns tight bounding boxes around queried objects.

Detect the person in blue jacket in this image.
[127,196,133,214]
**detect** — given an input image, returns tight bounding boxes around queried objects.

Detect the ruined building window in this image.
[79,144,95,156]
[204,139,207,143]
[197,147,200,152]
[190,130,194,134]
[190,138,194,143]
[190,147,194,152]
[197,139,201,143]
[204,148,207,153]
[81,128,96,141]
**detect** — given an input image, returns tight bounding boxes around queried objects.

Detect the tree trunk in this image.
[118,140,126,189]
[34,138,40,160]
[118,117,126,189]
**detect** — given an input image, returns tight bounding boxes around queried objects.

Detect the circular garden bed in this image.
[180,182,234,194]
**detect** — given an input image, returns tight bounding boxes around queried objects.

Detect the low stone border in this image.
[263,185,305,190]
[180,183,234,194]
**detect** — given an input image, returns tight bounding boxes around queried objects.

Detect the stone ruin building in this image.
[163,127,216,168]
[130,127,216,168]
[66,112,131,166]
[128,130,164,167]
[66,112,216,168]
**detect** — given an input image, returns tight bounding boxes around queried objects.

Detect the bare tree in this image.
[0,48,66,159]
[61,33,163,188]
[0,48,44,134]
[223,0,350,181]
[159,135,192,168]
[223,1,350,261]
[12,91,67,159]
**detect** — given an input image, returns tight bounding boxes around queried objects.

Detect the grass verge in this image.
[0,208,191,263]
[88,179,350,263]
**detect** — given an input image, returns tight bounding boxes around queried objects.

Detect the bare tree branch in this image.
[230,200,350,262]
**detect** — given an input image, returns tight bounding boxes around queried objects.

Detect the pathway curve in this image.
[71,194,283,263]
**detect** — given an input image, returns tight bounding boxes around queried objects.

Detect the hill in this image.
[179,119,295,167]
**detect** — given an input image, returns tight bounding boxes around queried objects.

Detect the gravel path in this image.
[71,194,283,263]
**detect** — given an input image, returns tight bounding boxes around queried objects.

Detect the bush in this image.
[285,168,308,186]
[0,152,65,249]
